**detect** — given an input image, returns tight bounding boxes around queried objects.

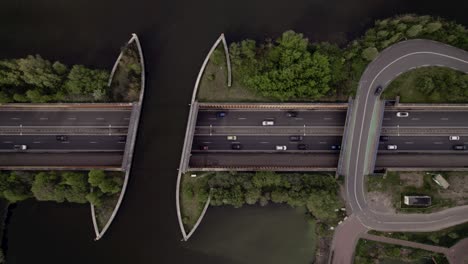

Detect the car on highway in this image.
[449,136,460,141]
[387,145,398,150]
[227,136,237,141]
[396,112,409,117]
[13,145,27,151]
[231,143,242,150]
[289,135,303,141]
[286,111,298,117]
[297,144,308,150]
[118,135,127,143]
[331,144,341,150]
[262,120,275,126]
[374,85,383,95]
[56,135,68,141]
[276,145,287,151]
[216,111,226,118]
[200,145,209,150]
[379,136,389,142]
[453,145,467,150]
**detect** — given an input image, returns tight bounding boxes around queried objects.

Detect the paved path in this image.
[333,39,468,264]
[449,238,468,264]
[361,233,449,254]
[328,215,368,264]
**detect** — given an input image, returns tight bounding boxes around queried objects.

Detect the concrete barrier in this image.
[199,102,349,109]
[91,33,145,241]
[337,98,354,176]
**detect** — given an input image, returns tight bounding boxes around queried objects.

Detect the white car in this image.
[396,112,409,117]
[387,145,397,150]
[276,145,287,151]
[227,136,237,141]
[262,120,275,126]
[13,145,27,151]
[449,136,460,141]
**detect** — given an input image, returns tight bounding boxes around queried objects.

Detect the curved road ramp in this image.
[331,40,468,263]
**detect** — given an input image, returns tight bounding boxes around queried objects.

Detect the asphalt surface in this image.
[197,109,468,127]
[0,135,126,151]
[189,153,468,169]
[0,110,131,126]
[0,152,123,167]
[343,39,468,236]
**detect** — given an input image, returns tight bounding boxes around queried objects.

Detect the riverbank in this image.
[179,171,345,260]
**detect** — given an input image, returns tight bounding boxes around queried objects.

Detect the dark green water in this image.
[0,0,467,263]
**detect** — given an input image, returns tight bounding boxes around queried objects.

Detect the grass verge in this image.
[354,238,449,264]
[366,171,459,213]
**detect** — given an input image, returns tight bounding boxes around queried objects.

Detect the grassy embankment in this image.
[366,171,464,213]
[354,239,449,264]
[369,221,468,248]
[382,66,468,103]
[179,172,211,231]
[93,171,126,231]
[197,45,266,102]
[109,40,142,102]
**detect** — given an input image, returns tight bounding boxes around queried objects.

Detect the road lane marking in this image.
[89,141,97,144]
[39,117,48,120]
[324,117,333,120]
[259,142,269,144]
[33,141,41,144]
[440,117,449,120]
[202,142,212,144]
[319,141,327,144]
[68,117,77,120]
[208,118,217,120]
[238,117,247,120]
[433,142,443,144]
[404,142,414,144]
[96,117,105,120]
[2,141,12,143]
[123,117,130,120]
[411,118,420,120]
[294,117,303,120]
[10,117,20,120]
[61,141,70,144]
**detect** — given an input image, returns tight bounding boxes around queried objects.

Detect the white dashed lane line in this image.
[433,142,443,144]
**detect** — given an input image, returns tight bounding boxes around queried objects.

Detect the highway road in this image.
[0,135,126,151]
[0,110,131,126]
[0,152,123,167]
[342,39,468,236]
[189,153,468,169]
[197,109,468,127]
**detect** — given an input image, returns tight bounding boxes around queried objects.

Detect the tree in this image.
[63,65,109,101]
[31,171,64,202]
[0,171,33,203]
[17,55,62,89]
[406,24,423,37]
[59,172,89,203]
[361,47,379,61]
[252,171,281,188]
[88,170,122,195]
[86,189,104,207]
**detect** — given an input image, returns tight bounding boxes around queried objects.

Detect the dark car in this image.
[216,111,226,118]
[379,136,389,142]
[453,145,467,150]
[231,143,242,150]
[56,135,68,141]
[374,85,383,95]
[286,111,298,118]
[297,144,308,150]
[331,144,341,150]
[289,135,303,141]
[118,135,127,143]
[200,145,209,150]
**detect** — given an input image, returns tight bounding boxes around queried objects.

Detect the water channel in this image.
[0,0,467,263]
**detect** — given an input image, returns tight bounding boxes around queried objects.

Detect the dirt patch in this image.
[315,237,331,264]
[367,191,396,214]
[439,173,468,206]
[399,172,423,188]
